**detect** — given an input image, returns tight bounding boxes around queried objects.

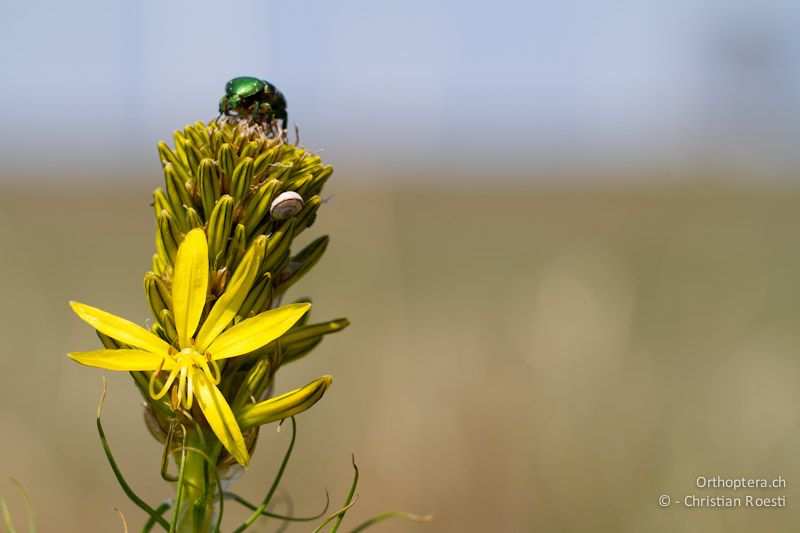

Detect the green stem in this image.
[174,429,215,533]
[169,433,188,533]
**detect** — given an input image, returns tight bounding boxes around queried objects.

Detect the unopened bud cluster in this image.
[103,120,347,469]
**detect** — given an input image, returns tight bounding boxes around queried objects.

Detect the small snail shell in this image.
[270,191,304,220]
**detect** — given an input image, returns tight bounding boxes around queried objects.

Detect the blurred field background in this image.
[3,1,800,532]
[2,180,800,532]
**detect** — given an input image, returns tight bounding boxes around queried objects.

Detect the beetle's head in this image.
[219,94,243,115]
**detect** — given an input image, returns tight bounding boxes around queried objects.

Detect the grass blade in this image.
[114,508,128,533]
[348,511,433,532]
[329,455,359,533]
[313,455,359,533]
[312,496,359,533]
[7,479,34,533]
[0,494,16,533]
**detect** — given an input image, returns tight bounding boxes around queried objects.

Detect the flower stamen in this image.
[200,356,222,385]
[148,358,167,399]
[185,369,195,409]
[151,365,179,400]
[177,365,188,408]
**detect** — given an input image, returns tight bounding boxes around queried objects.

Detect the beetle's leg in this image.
[257,102,270,122]
[217,98,229,123]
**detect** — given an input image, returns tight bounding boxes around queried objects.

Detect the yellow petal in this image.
[172,228,209,346]
[237,376,332,430]
[193,369,249,466]
[194,237,264,352]
[206,303,311,360]
[68,349,173,371]
[70,301,172,354]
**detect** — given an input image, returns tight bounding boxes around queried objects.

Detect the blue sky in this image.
[1,0,799,181]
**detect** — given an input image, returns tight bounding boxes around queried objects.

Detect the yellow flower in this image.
[68,228,310,466]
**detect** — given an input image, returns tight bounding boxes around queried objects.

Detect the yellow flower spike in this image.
[69,228,313,466]
[171,228,209,347]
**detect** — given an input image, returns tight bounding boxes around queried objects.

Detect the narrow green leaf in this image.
[348,511,433,532]
[329,455,359,533]
[0,493,15,533]
[231,417,297,533]
[224,489,329,522]
[96,378,170,531]
[141,503,171,533]
[9,480,35,533]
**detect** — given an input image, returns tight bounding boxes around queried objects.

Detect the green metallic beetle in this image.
[218,76,288,127]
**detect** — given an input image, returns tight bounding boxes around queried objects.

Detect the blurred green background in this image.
[1,179,799,531]
[2,0,800,531]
